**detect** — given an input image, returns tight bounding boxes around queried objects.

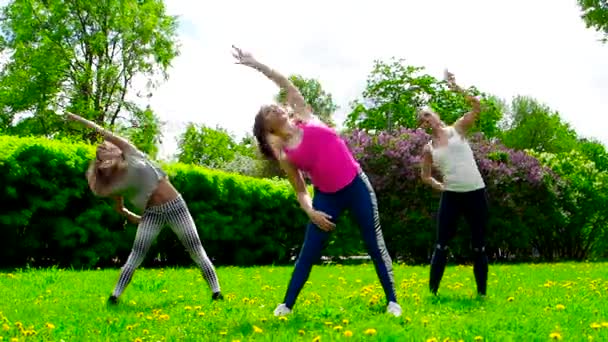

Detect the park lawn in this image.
[0,262,607,342]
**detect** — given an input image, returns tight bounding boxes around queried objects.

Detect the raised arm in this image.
[66,112,137,154]
[445,70,481,135]
[232,45,313,122]
[420,144,445,191]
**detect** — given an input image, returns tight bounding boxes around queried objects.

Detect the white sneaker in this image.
[273,303,292,317]
[386,301,402,317]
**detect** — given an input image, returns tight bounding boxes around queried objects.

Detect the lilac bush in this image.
[343,128,564,262]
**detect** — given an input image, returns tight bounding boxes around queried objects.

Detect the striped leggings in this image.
[112,195,221,298]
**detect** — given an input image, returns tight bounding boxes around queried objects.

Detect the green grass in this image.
[1,262,607,341]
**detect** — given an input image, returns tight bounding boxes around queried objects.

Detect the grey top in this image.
[109,147,167,212]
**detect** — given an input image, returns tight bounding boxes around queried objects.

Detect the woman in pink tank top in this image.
[232,46,401,318]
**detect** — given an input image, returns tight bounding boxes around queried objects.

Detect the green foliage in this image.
[0,0,177,148]
[578,0,608,43]
[500,96,578,153]
[275,74,337,127]
[532,150,608,259]
[0,134,358,268]
[2,264,608,340]
[176,123,240,168]
[343,58,503,137]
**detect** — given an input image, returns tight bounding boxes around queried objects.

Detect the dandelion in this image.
[45,323,55,329]
[342,319,349,325]
[312,336,321,342]
[158,314,170,321]
[11,338,19,342]
[474,337,483,341]
[194,306,202,310]
[198,312,205,317]
[129,300,137,305]
[333,325,343,331]
[426,338,438,342]
[364,328,377,336]
[278,316,288,322]
[184,306,192,311]
[507,296,514,302]
[2,324,9,331]
[219,331,227,336]
[324,322,333,326]
[555,304,565,310]
[344,330,353,337]
[136,312,144,318]
[601,322,608,328]
[549,332,562,340]
[126,325,135,331]
[134,339,143,342]
[253,325,263,333]
[298,330,305,335]
[161,289,167,293]
[590,322,601,329]
[143,329,149,335]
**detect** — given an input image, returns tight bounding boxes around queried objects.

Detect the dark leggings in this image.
[283,172,397,309]
[429,188,489,295]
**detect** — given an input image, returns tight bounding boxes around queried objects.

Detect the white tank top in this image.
[430,126,485,192]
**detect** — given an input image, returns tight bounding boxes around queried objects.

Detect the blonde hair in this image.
[86,141,128,197]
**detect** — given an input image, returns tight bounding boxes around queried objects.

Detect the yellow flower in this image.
[601,322,608,328]
[198,312,205,317]
[253,325,263,333]
[2,324,9,331]
[426,338,438,342]
[161,289,167,293]
[278,316,288,322]
[158,314,170,320]
[333,325,343,331]
[136,312,144,318]
[143,329,149,335]
[507,297,514,302]
[342,319,349,325]
[11,338,19,342]
[194,306,202,310]
[14,322,22,329]
[298,330,305,335]
[126,325,135,331]
[45,323,55,329]
[364,328,377,335]
[184,306,192,311]
[134,339,143,342]
[312,336,321,342]
[324,321,333,326]
[232,340,241,342]
[344,330,353,337]
[550,332,562,340]
[219,331,227,336]
[129,300,137,305]
[590,322,601,329]
[555,304,565,310]
[474,337,483,341]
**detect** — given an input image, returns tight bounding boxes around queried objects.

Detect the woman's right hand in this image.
[307,209,336,232]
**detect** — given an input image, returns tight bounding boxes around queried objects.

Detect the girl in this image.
[232,46,402,317]
[418,70,489,297]
[66,113,223,304]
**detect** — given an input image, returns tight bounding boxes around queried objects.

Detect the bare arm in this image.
[66,112,137,154]
[421,144,445,191]
[112,196,141,224]
[232,45,313,122]
[444,71,482,135]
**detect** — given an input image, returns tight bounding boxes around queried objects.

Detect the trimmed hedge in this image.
[0,135,361,269]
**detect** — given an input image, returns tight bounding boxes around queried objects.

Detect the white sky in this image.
[131,0,608,160]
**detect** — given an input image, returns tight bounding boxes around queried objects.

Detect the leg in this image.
[166,197,221,297]
[111,211,164,300]
[347,173,397,305]
[429,191,461,295]
[463,189,489,296]
[281,190,344,310]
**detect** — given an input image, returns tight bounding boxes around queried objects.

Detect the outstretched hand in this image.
[231,45,257,66]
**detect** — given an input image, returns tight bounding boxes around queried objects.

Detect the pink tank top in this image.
[283,120,360,193]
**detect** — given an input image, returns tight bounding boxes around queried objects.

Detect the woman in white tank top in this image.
[418,70,489,298]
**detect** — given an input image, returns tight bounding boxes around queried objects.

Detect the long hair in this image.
[86,141,128,196]
[253,105,279,161]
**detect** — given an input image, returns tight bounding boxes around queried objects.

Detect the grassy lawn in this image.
[1,262,607,341]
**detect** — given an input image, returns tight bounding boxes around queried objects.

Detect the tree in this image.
[578,0,608,43]
[344,57,503,137]
[275,74,337,127]
[0,0,178,150]
[500,96,578,153]
[176,123,239,168]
